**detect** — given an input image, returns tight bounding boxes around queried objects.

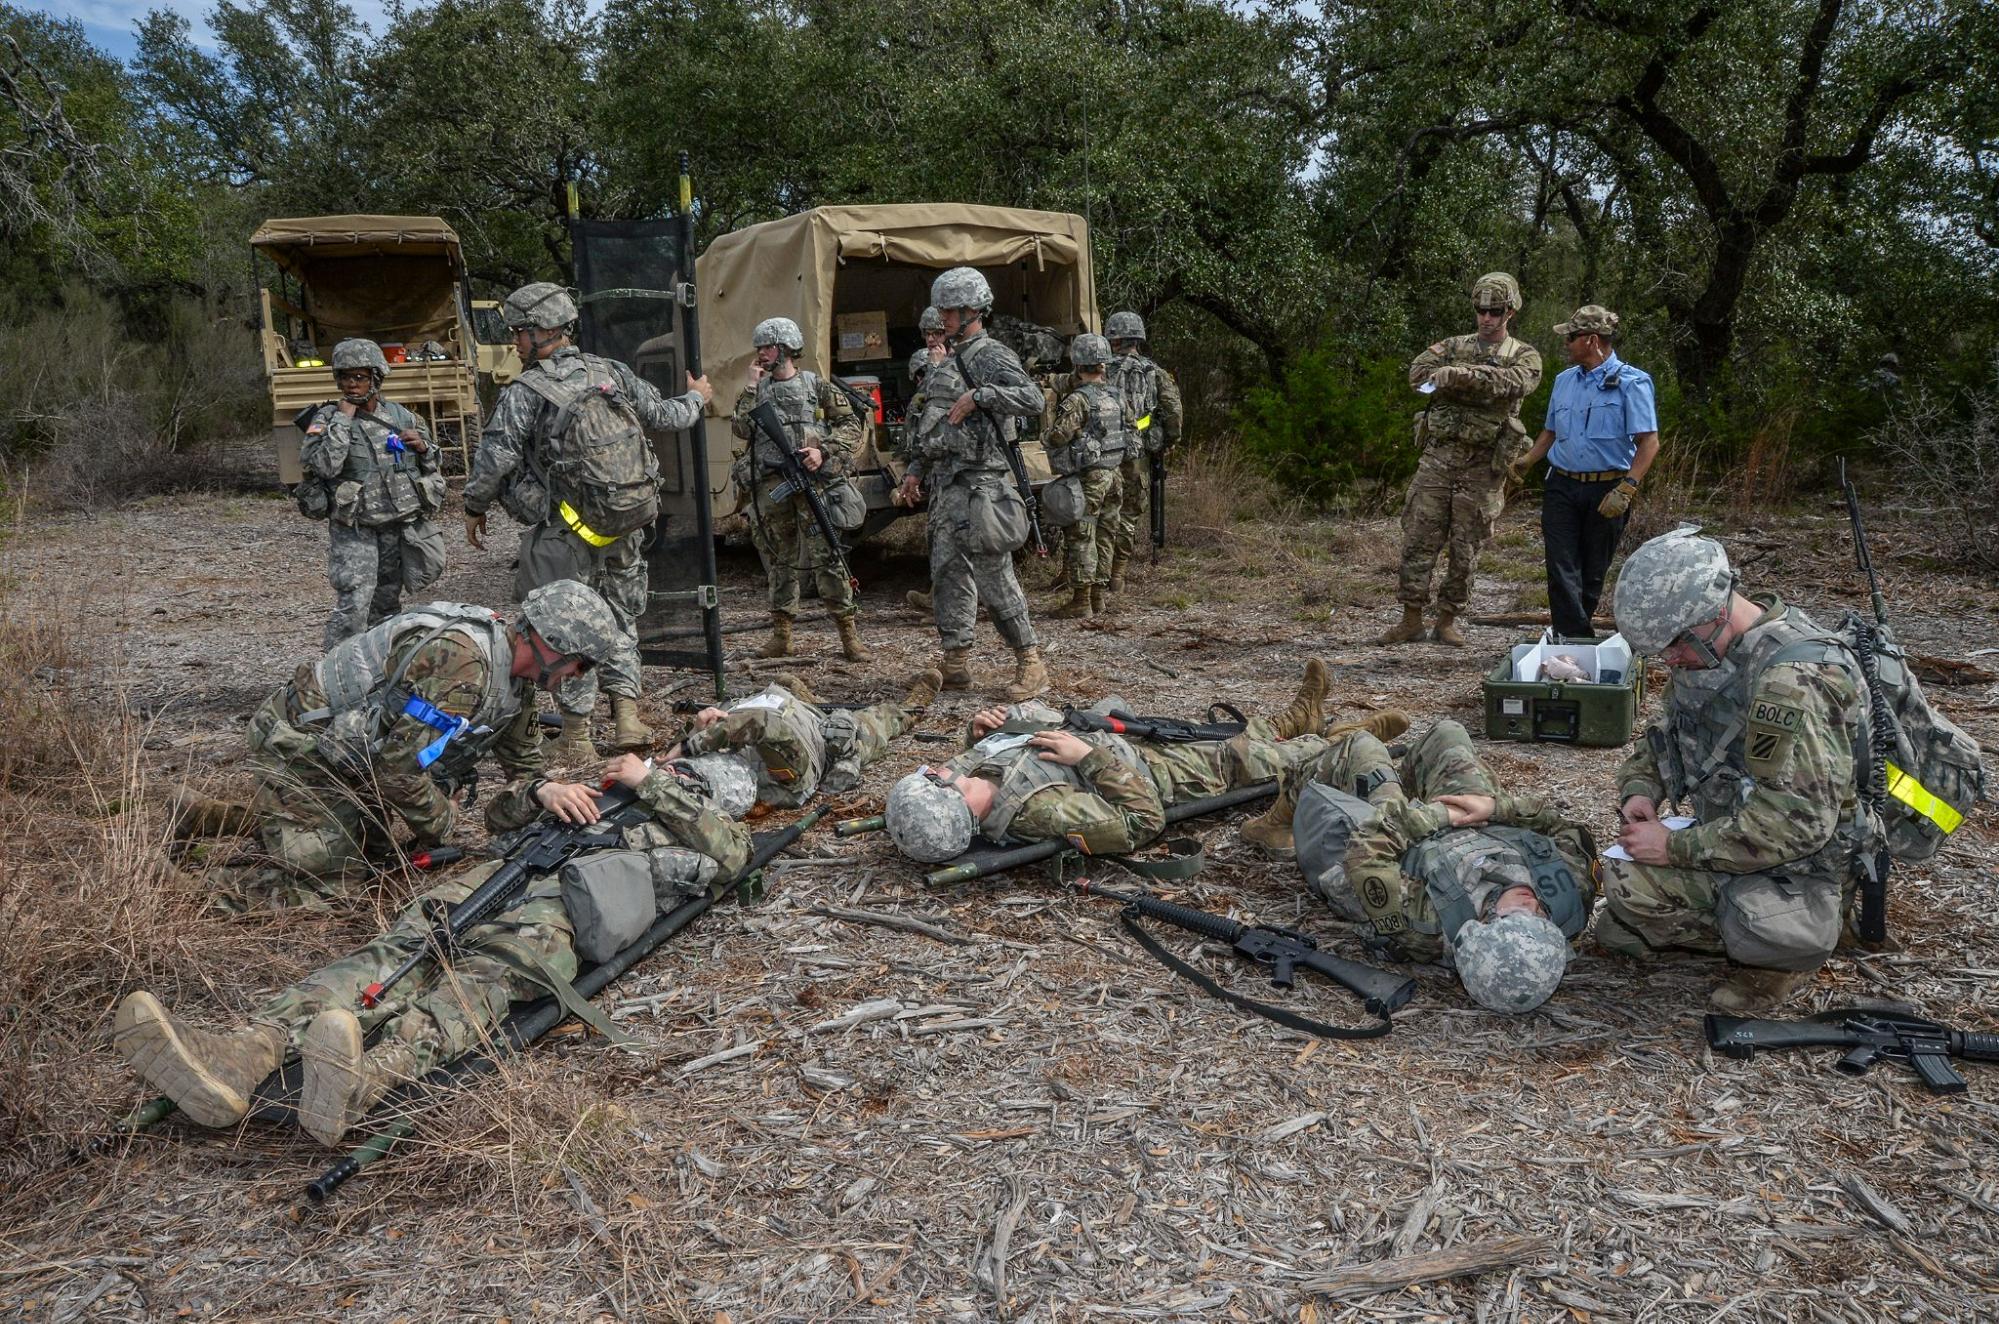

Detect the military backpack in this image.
[518,356,661,541]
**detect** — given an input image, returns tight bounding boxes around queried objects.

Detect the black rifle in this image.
[1051,702,1247,745]
[950,343,1047,556]
[1149,451,1166,563]
[1073,878,1414,1039]
[359,782,655,1008]
[1706,1008,1999,1094]
[748,399,857,591]
[1839,458,1897,944]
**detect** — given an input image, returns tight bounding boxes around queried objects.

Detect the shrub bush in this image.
[1235,350,1420,511]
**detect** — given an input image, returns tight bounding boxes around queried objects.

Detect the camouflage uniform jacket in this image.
[299,398,441,528]
[1105,352,1184,454]
[729,370,862,479]
[1043,380,1126,474]
[1408,333,1542,450]
[905,330,1044,487]
[464,346,703,522]
[277,616,543,845]
[1345,792,1596,961]
[680,685,828,810]
[485,765,753,878]
[1617,594,1874,879]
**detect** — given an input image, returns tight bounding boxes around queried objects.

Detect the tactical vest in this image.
[1653,599,1877,877]
[915,335,1016,479]
[749,372,831,475]
[1422,334,1534,446]
[1394,823,1589,944]
[1050,381,1125,475]
[304,401,430,528]
[302,602,520,785]
[946,727,1147,842]
[1106,355,1162,452]
[729,685,828,809]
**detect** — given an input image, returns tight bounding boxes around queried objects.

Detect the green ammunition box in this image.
[1482,631,1646,748]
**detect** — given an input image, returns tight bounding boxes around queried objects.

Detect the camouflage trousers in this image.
[930,476,1036,651]
[1396,440,1507,613]
[1111,450,1146,558]
[325,518,446,649]
[1596,858,1847,972]
[1061,467,1122,587]
[1142,717,1328,805]
[706,700,914,807]
[257,866,574,1074]
[745,477,856,618]
[517,520,645,716]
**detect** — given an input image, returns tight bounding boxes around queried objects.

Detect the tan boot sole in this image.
[1240,827,1297,860]
[298,1009,369,1148]
[112,992,252,1128]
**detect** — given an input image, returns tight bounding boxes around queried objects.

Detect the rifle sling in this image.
[1116,906,1392,1041]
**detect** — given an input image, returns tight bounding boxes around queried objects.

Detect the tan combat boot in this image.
[1004,646,1050,702]
[1107,552,1129,594]
[1708,965,1817,1014]
[112,991,285,1128]
[551,710,596,767]
[1270,658,1331,741]
[834,613,873,663]
[1049,582,1095,620]
[299,1008,426,1147]
[1378,606,1427,644]
[167,789,256,841]
[905,590,933,613]
[759,613,794,659]
[610,696,653,752]
[1326,708,1414,743]
[771,671,822,705]
[1090,584,1106,615]
[939,648,974,690]
[1432,612,1467,647]
[903,667,945,711]
[1240,785,1301,859]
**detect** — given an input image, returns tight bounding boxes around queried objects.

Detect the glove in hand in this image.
[1597,477,1638,518]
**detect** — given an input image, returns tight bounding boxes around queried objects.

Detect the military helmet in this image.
[752,317,805,353]
[677,752,758,820]
[517,580,622,664]
[331,338,390,378]
[931,267,993,315]
[1472,272,1521,311]
[1069,333,1113,367]
[918,306,944,333]
[1613,526,1736,657]
[502,282,580,331]
[1452,913,1569,1013]
[1105,310,1147,342]
[885,769,975,863]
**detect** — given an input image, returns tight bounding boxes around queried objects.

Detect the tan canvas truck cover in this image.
[696,204,1097,502]
[254,215,483,480]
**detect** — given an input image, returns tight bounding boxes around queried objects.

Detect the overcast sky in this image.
[31,0,396,61]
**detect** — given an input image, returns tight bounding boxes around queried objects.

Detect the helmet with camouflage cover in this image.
[1452,912,1569,1013]
[1069,333,1113,368]
[931,267,993,315]
[1471,272,1521,312]
[1613,526,1736,659]
[1105,311,1147,343]
[331,338,390,379]
[677,752,758,819]
[517,580,621,664]
[885,769,975,863]
[502,282,580,332]
[752,317,805,353]
[918,306,944,333]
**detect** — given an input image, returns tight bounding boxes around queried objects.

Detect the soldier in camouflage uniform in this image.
[298,340,447,648]
[1269,720,1597,1014]
[463,282,715,760]
[908,305,947,392]
[177,583,626,912]
[116,751,751,1146]
[1602,528,1881,1012]
[730,316,872,663]
[1039,333,1127,621]
[668,668,943,808]
[1382,273,1543,647]
[883,661,1348,863]
[895,267,1050,701]
[1102,312,1183,594]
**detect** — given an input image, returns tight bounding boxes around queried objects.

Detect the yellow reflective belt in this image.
[1885,761,1963,834]
[558,500,617,548]
[1134,413,1152,430]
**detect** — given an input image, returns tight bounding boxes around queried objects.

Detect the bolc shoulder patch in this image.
[1746,697,1806,772]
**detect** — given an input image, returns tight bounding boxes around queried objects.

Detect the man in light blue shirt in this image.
[1521,305,1660,639]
